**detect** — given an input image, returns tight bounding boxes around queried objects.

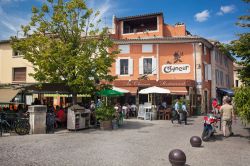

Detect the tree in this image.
[229,0,250,85]
[233,86,250,124]
[11,0,118,104]
[228,0,250,123]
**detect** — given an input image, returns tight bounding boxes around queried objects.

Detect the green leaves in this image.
[11,0,117,101]
[234,86,250,124]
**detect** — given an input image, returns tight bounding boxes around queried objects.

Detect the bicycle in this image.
[0,112,30,136]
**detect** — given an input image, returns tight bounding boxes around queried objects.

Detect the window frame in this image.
[12,67,27,82]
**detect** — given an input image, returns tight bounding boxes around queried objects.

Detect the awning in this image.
[165,87,188,95]
[0,88,20,102]
[112,86,130,93]
[119,87,138,94]
[217,88,234,97]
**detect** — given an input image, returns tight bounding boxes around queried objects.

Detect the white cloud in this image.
[194,10,210,22]
[216,5,235,16]
[0,6,30,40]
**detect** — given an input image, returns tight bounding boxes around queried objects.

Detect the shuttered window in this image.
[13,67,26,82]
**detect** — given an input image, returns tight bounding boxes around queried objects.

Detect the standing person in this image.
[90,100,96,125]
[220,96,235,137]
[212,98,218,114]
[171,98,182,124]
[96,99,103,108]
[182,101,188,125]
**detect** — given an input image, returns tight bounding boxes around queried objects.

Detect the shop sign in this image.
[162,64,190,74]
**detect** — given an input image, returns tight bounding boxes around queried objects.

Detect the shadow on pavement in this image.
[119,120,154,130]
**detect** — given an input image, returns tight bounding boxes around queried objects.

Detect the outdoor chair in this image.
[130,105,137,117]
[137,104,146,120]
[158,110,165,120]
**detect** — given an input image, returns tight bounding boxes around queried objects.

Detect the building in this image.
[108,12,234,113]
[233,62,243,87]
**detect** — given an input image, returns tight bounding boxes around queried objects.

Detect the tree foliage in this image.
[233,86,250,124]
[229,0,250,86]
[11,0,118,99]
[229,0,250,123]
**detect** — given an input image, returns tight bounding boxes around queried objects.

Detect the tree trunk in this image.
[72,93,77,105]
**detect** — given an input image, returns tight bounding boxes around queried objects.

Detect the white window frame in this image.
[116,57,133,76]
[142,44,153,53]
[118,45,130,54]
[139,56,157,75]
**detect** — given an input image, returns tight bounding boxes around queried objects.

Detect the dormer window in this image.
[123,16,158,34]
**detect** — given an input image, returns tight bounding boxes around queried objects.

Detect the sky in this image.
[0,0,249,43]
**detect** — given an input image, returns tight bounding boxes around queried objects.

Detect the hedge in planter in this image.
[95,105,116,130]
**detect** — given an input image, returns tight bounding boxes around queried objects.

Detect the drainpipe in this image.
[157,44,159,81]
[193,43,197,113]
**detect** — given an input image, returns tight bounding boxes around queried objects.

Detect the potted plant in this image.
[95,105,115,130]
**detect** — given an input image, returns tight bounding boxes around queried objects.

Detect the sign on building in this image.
[162,64,190,74]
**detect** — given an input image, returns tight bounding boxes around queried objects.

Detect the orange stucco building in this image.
[108,12,233,114]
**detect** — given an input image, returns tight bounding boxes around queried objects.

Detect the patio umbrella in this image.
[138,86,171,106]
[97,89,124,105]
[138,86,171,94]
[97,89,124,97]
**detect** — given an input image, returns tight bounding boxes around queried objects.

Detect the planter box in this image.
[100,120,112,130]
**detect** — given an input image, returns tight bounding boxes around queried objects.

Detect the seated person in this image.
[55,106,66,128]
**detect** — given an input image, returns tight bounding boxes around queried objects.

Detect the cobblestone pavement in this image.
[0,116,249,166]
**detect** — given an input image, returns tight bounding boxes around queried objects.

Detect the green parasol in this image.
[97,89,124,97]
[97,89,124,105]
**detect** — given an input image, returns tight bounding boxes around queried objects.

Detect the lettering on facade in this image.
[162,64,190,74]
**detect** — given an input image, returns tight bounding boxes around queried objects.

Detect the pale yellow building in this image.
[0,40,36,84]
[233,62,243,87]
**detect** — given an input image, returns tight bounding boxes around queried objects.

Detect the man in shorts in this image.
[220,96,235,137]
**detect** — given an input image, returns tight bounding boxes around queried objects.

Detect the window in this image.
[226,74,230,87]
[143,58,152,74]
[215,69,219,85]
[115,58,133,75]
[215,51,218,61]
[203,45,207,56]
[13,67,26,82]
[120,59,129,75]
[118,45,130,54]
[204,64,211,81]
[142,44,153,53]
[139,57,156,75]
[235,80,239,87]
[12,50,22,57]
[220,71,224,86]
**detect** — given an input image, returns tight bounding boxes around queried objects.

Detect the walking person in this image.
[220,96,235,137]
[171,98,182,124]
[182,101,188,125]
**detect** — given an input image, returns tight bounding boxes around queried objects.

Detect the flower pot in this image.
[100,120,112,130]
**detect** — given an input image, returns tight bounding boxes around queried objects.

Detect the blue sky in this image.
[0,0,249,43]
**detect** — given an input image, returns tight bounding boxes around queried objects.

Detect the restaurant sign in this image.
[162,64,190,74]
